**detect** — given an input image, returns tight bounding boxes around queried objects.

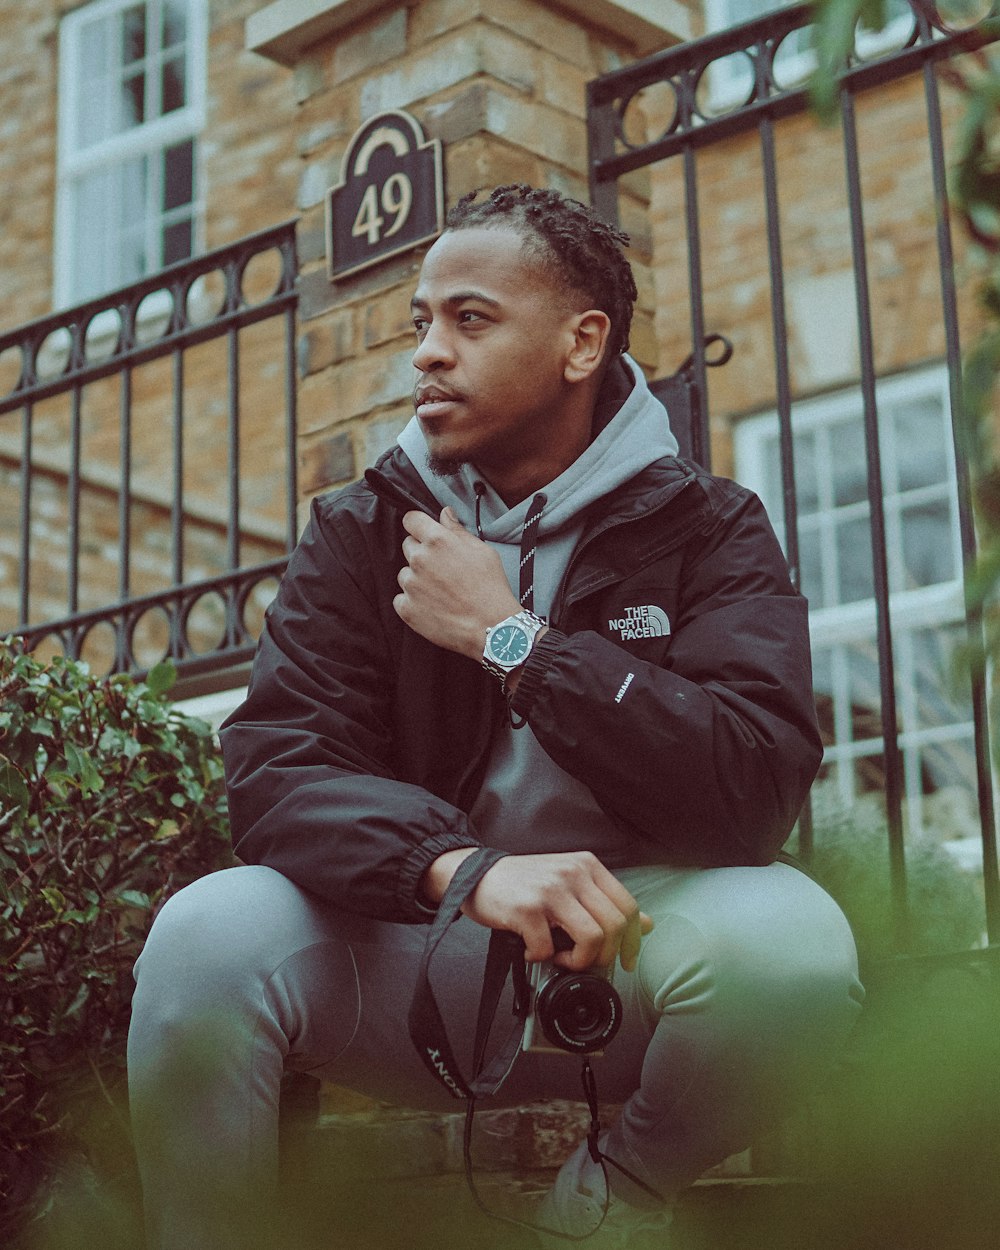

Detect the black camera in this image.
[521,930,622,1055]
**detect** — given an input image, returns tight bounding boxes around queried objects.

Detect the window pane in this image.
[919,741,977,807]
[847,639,882,726]
[121,70,146,126]
[812,645,835,745]
[163,139,193,210]
[798,523,824,608]
[122,4,146,65]
[909,625,966,736]
[163,218,193,266]
[119,225,147,285]
[894,395,949,492]
[756,434,782,514]
[121,153,148,224]
[163,0,188,48]
[162,55,186,115]
[836,515,874,603]
[900,500,957,589]
[80,19,108,74]
[72,170,112,300]
[78,19,114,146]
[832,419,868,507]
[792,427,819,513]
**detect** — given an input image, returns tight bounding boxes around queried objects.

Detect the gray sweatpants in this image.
[128,860,863,1249]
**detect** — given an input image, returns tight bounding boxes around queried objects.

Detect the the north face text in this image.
[608,604,671,641]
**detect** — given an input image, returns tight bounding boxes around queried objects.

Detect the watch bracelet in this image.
[482,609,546,685]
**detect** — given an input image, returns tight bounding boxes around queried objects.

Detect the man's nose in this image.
[412,322,454,372]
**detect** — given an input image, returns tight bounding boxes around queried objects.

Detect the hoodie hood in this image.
[396,354,679,616]
[398,353,678,540]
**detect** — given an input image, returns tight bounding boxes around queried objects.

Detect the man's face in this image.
[409,225,593,501]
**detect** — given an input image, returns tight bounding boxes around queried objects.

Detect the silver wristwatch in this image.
[481,609,547,683]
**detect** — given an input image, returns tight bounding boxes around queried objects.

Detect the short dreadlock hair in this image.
[445,184,637,358]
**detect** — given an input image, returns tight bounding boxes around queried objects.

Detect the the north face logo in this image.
[608,605,671,641]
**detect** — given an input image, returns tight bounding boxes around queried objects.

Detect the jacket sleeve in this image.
[219,496,482,922]
[510,486,822,866]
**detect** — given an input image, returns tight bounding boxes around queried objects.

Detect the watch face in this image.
[487,623,530,666]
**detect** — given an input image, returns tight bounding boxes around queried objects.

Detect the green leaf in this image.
[0,761,30,808]
[117,889,151,910]
[64,741,105,796]
[145,660,177,698]
[154,819,180,840]
[40,887,67,914]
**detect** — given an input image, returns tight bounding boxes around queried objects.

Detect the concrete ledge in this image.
[247,0,398,66]
[246,0,691,67]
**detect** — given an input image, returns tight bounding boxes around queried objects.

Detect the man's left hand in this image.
[393,508,520,659]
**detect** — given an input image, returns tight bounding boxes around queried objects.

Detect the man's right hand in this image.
[420,848,653,973]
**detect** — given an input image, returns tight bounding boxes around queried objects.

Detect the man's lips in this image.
[414,385,463,418]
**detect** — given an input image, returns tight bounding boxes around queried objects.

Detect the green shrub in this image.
[0,641,233,1240]
[808,785,987,972]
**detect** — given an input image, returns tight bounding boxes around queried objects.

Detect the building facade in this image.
[1,0,997,919]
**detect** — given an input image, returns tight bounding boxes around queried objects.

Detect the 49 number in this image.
[352,173,413,246]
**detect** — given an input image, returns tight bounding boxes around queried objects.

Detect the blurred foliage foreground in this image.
[0,641,233,1244]
[0,638,998,1248]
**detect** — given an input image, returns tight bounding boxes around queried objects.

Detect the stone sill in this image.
[246,0,692,67]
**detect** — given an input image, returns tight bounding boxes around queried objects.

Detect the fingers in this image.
[465,852,653,974]
[568,861,652,973]
[554,881,650,973]
[439,505,464,530]
[400,507,465,540]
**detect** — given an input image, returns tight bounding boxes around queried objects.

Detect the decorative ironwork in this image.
[588,2,1000,205]
[1,220,299,689]
[586,1,1000,949]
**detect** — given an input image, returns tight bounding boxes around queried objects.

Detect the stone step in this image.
[277,1092,828,1250]
[279,1155,826,1250]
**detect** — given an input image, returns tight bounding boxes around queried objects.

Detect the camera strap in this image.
[407,847,670,1232]
[408,847,530,1100]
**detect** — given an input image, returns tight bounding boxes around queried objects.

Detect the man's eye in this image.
[413,319,428,336]
[459,311,485,325]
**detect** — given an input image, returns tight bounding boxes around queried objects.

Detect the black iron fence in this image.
[0,220,298,692]
[587,2,1000,949]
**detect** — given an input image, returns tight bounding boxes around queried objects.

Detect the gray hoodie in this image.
[396,355,679,862]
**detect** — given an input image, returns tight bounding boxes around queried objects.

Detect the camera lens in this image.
[535,972,621,1053]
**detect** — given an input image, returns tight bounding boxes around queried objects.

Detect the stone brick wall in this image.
[0,0,692,662]
[288,0,690,514]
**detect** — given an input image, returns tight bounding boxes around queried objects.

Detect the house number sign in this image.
[326,110,444,282]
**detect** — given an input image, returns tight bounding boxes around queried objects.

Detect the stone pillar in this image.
[245,0,695,514]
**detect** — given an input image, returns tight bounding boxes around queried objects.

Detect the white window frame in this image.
[701,0,916,113]
[734,365,975,838]
[55,0,207,309]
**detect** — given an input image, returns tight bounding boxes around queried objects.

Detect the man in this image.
[128,184,863,1249]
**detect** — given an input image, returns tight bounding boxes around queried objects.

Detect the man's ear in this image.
[564,310,613,384]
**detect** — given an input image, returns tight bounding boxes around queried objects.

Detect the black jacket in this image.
[219,448,822,923]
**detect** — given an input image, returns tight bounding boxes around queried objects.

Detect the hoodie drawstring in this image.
[518,493,546,613]
[472,484,547,615]
[474,481,487,541]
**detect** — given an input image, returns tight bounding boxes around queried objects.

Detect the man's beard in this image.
[427,452,467,479]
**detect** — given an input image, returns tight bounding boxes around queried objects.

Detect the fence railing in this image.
[586,2,1000,950]
[0,220,298,690]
